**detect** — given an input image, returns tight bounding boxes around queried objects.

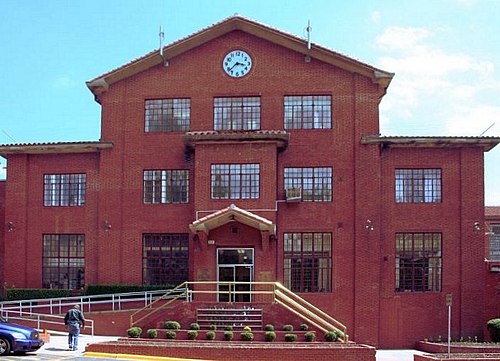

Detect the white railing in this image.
[0,310,95,336]
[0,289,174,315]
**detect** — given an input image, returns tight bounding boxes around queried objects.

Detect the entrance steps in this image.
[196,306,263,330]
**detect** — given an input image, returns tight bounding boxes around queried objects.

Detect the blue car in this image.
[0,316,44,355]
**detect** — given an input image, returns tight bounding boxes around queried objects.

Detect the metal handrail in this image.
[0,289,171,315]
[130,281,347,341]
[0,309,95,336]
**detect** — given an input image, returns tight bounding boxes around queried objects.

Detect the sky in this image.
[1,0,499,204]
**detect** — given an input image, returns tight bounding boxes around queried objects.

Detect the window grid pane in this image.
[143,233,189,285]
[395,232,442,292]
[211,164,260,199]
[395,169,442,203]
[143,170,189,204]
[44,173,86,207]
[284,167,332,202]
[284,95,332,129]
[42,234,85,290]
[490,224,500,260]
[145,98,190,132]
[283,232,331,292]
[214,97,261,130]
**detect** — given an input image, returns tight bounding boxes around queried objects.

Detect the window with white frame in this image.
[490,224,500,260]
[214,97,260,130]
[284,232,331,292]
[43,174,86,207]
[42,234,85,290]
[284,95,332,129]
[211,164,260,199]
[145,98,190,132]
[284,167,332,202]
[395,232,442,292]
[395,169,442,203]
[143,170,189,204]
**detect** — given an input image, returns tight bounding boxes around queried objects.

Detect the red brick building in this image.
[0,16,499,348]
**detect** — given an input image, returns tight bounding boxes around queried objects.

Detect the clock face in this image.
[223,50,252,78]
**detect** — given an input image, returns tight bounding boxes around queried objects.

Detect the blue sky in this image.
[1,0,499,204]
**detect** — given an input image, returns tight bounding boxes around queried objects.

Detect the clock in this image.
[223,50,252,78]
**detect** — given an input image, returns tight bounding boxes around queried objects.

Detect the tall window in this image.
[214,97,260,130]
[395,169,442,203]
[284,95,332,129]
[145,98,190,132]
[44,174,86,207]
[211,164,260,199]
[42,234,85,290]
[284,232,331,292]
[143,170,189,204]
[284,167,332,202]
[395,232,442,292]
[143,234,189,286]
[490,224,500,260]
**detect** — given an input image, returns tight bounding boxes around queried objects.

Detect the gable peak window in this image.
[214,96,260,131]
[284,95,332,129]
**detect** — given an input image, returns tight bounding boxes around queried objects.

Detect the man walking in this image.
[64,304,85,351]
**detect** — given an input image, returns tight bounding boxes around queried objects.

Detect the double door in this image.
[217,248,254,302]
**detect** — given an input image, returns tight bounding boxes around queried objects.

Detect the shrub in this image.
[264,331,276,342]
[84,284,174,296]
[187,330,198,340]
[224,331,234,341]
[487,318,500,342]
[190,322,200,330]
[240,331,254,341]
[282,324,293,332]
[147,329,157,339]
[300,323,309,331]
[304,331,316,342]
[264,324,275,331]
[206,331,216,340]
[4,288,72,301]
[284,333,297,342]
[224,325,233,331]
[164,321,181,330]
[165,330,177,339]
[127,327,142,338]
[243,326,252,332]
[209,325,217,330]
[324,330,340,342]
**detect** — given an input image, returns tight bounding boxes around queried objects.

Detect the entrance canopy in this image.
[189,204,275,236]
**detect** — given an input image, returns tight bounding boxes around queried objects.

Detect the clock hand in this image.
[229,61,245,71]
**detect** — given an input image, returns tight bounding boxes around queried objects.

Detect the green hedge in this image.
[84,284,174,295]
[1,284,175,301]
[3,288,72,301]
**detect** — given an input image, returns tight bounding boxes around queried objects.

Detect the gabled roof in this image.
[361,135,500,152]
[189,204,275,235]
[87,15,394,96]
[0,141,113,156]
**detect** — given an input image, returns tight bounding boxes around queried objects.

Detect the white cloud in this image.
[445,105,500,135]
[52,75,78,89]
[375,26,500,136]
[371,11,381,25]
